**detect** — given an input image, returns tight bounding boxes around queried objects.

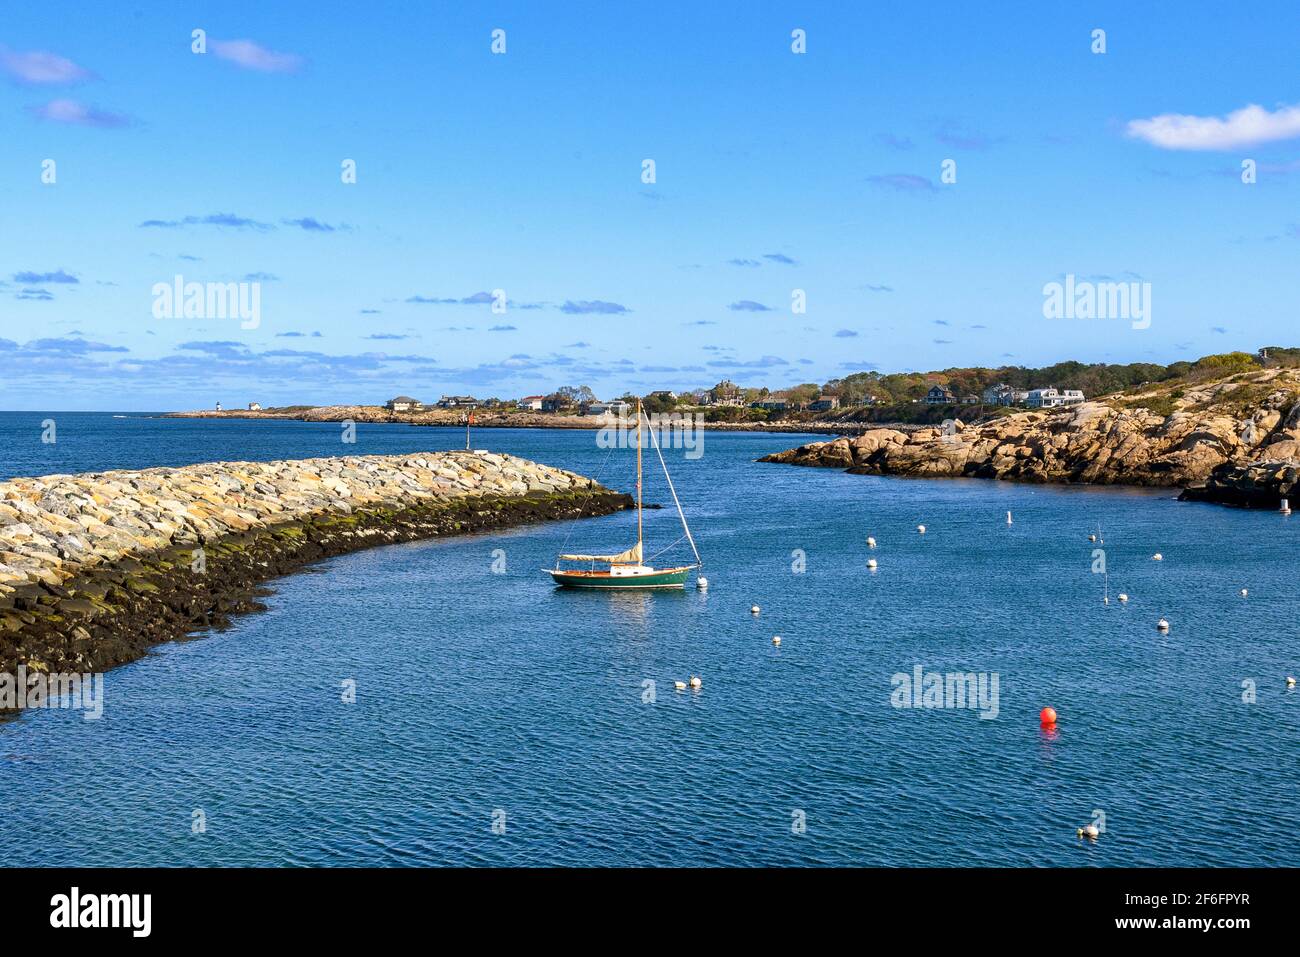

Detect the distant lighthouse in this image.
[215,401,222,412]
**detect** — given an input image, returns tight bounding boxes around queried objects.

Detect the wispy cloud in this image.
[727,258,761,267]
[489,325,517,332]
[140,213,273,230]
[15,288,54,301]
[834,329,858,338]
[763,253,797,265]
[863,284,894,293]
[868,173,936,192]
[22,336,127,354]
[874,133,914,151]
[0,47,90,85]
[706,355,789,369]
[31,98,131,128]
[13,269,78,284]
[728,300,771,312]
[282,217,339,232]
[211,39,304,74]
[935,123,999,150]
[560,300,629,314]
[407,291,494,305]
[243,272,279,282]
[1127,102,1300,150]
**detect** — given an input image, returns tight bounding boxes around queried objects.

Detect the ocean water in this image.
[1,412,1297,866]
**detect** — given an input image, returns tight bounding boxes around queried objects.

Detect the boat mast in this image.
[645,409,703,568]
[636,400,643,557]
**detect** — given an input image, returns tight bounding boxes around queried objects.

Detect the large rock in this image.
[759,372,1300,497]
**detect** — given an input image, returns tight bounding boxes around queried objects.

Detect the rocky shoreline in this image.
[163,406,904,436]
[760,370,1300,503]
[0,451,630,706]
[1178,460,1299,508]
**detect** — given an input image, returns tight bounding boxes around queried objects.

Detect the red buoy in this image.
[1039,707,1057,726]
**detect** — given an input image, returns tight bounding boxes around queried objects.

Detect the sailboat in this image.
[547,401,702,589]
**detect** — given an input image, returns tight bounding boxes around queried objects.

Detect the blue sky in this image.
[2,1,1298,411]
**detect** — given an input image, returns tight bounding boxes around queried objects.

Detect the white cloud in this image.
[31,98,130,128]
[0,47,89,84]
[1126,102,1300,150]
[211,39,303,73]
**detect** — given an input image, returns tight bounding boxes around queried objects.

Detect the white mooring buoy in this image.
[1152,553,1164,562]
[750,605,760,615]
[1118,593,1129,603]
[1077,824,1100,840]
[1006,511,1013,525]
[696,576,709,590]
[689,676,702,690]
[772,636,781,646]
[867,558,878,569]
[917,524,927,534]
[1240,588,1248,597]
[1287,676,1296,688]
[1280,497,1292,515]
[674,680,687,691]
[1157,617,1170,631]
[867,536,877,548]
[1088,534,1097,542]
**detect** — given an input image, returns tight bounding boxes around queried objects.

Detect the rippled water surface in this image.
[1,413,1297,865]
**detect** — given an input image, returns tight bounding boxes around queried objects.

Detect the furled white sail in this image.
[559,541,643,564]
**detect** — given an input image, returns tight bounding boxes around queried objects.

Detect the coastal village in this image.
[371,380,1086,417]
[217,375,1095,427]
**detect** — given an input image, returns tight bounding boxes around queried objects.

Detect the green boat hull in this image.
[548,567,692,589]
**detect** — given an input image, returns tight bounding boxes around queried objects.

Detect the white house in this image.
[248,402,262,411]
[982,384,1013,405]
[1026,388,1085,408]
[519,395,545,411]
[385,395,424,412]
[584,400,631,417]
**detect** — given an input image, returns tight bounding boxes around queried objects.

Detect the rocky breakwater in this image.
[0,451,630,695]
[1178,460,1300,508]
[761,371,1300,495]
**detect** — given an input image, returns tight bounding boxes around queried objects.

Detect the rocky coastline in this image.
[0,451,630,704]
[1178,460,1299,509]
[163,405,906,436]
[760,369,1300,505]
